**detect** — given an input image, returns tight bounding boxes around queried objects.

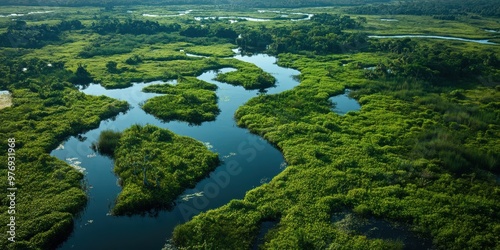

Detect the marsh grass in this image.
[112,124,219,215]
[141,76,219,125]
[351,14,500,39]
[173,35,500,250]
[92,129,122,157]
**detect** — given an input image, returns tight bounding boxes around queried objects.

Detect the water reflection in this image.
[53,51,300,250]
[329,89,361,115]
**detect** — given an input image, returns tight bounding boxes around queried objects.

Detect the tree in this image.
[106,61,118,73]
[70,63,93,86]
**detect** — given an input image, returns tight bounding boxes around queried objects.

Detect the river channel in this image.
[51,49,362,249]
[52,52,298,249]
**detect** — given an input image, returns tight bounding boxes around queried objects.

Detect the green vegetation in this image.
[92,129,122,157]
[1,2,499,249]
[183,44,236,57]
[348,0,500,18]
[111,124,219,215]
[0,56,128,249]
[142,77,220,125]
[0,0,391,8]
[0,19,84,48]
[235,14,368,54]
[215,65,276,90]
[173,47,500,249]
[172,25,500,250]
[367,39,500,84]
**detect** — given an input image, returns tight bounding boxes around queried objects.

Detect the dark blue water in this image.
[329,89,361,115]
[52,52,300,250]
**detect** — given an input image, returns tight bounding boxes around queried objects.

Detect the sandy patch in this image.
[0,91,12,109]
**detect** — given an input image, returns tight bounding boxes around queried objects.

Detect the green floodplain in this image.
[0,0,499,249]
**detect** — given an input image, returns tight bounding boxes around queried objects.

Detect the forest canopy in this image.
[348,0,500,17]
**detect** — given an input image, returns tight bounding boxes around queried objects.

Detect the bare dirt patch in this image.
[0,91,12,109]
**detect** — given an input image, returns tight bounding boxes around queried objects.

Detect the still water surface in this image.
[52,51,360,249]
[329,89,361,115]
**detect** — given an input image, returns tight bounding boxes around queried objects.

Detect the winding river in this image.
[52,52,302,249]
[140,9,314,22]
[52,49,362,249]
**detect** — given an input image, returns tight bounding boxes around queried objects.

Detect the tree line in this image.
[0,13,368,55]
[237,14,368,54]
[348,0,500,18]
[90,17,181,35]
[0,20,84,49]
[367,39,500,84]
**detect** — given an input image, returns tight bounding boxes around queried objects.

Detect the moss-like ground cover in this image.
[0,61,128,249]
[215,64,276,89]
[172,43,500,249]
[111,124,219,215]
[142,76,220,125]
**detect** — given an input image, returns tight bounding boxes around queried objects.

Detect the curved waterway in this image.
[369,35,497,45]
[139,9,313,22]
[52,52,300,249]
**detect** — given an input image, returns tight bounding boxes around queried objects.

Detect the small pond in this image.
[329,89,361,115]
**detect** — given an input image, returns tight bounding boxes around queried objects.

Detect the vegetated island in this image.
[214,62,276,90]
[95,124,219,215]
[142,76,220,125]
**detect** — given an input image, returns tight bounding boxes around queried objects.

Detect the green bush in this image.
[93,130,122,157]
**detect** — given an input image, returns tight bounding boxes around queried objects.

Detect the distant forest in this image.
[349,0,500,17]
[0,0,390,7]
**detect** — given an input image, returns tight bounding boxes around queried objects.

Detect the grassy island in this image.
[215,64,276,90]
[142,77,220,125]
[110,124,219,215]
